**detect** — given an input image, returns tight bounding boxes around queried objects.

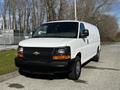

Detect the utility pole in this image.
[74,0,77,20]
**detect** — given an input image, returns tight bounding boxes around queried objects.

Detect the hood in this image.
[19,38,73,47]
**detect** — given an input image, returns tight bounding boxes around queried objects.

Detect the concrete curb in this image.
[0,71,19,82]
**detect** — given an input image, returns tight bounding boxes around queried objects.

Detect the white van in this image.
[15,20,101,80]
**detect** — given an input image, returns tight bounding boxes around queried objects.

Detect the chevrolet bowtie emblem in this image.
[33,51,40,55]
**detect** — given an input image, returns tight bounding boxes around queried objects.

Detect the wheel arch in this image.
[76,52,81,60]
[97,45,101,52]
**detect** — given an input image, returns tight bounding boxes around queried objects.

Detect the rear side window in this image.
[79,23,85,38]
[80,23,85,33]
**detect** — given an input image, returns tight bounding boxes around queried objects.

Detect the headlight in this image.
[57,49,65,54]
[53,47,71,61]
[54,47,70,55]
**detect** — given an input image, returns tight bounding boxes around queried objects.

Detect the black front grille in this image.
[23,47,54,62]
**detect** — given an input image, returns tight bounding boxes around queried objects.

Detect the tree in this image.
[115,32,120,41]
[12,0,17,30]
[44,0,56,21]
[2,0,9,29]
[1,0,119,41]
[98,15,119,41]
[58,0,68,20]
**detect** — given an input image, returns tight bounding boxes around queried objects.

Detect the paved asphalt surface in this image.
[0,43,120,90]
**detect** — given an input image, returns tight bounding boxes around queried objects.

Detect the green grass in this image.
[0,49,17,75]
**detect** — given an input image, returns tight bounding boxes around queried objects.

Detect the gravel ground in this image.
[0,43,120,90]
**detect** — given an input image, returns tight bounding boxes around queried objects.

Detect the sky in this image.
[0,0,3,15]
[0,0,3,7]
[0,0,3,5]
[111,0,120,28]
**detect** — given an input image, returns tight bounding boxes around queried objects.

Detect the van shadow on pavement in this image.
[23,73,88,84]
[84,66,120,71]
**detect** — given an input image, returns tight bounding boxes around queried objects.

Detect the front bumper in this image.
[15,58,75,74]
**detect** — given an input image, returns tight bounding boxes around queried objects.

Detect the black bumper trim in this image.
[15,58,75,74]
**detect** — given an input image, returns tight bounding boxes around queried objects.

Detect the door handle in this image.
[87,39,89,44]
[82,38,89,44]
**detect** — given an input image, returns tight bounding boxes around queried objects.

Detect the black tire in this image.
[19,68,27,76]
[93,49,100,62]
[68,56,81,80]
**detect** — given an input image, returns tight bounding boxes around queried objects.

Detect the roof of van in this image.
[43,20,82,24]
[43,20,96,27]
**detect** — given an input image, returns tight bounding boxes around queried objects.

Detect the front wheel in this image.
[68,56,81,80]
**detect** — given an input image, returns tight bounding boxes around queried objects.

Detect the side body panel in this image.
[83,22,101,63]
[67,39,87,64]
[67,22,101,64]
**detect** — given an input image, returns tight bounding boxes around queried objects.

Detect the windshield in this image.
[32,22,78,38]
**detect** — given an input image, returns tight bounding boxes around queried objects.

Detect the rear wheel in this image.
[93,49,100,62]
[68,56,81,80]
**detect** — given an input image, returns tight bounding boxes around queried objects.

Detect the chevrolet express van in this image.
[15,20,101,80]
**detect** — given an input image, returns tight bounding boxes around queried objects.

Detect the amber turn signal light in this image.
[53,55,71,60]
[17,52,24,58]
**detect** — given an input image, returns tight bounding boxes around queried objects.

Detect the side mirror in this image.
[30,31,35,38]
[25,36,30,39]
[81,29,89,38]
